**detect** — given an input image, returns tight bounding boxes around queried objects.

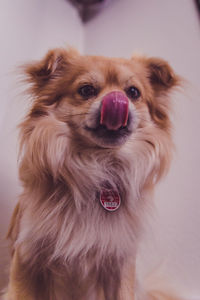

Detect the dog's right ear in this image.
[24,48,78,93]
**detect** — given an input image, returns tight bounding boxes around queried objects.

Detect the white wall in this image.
[0,0,83,289]
[85,0,200,296]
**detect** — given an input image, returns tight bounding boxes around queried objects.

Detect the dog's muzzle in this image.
[100,91,129,130]
[84,90,134,146]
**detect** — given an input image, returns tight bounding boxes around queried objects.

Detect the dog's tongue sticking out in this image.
[100,91,129,130]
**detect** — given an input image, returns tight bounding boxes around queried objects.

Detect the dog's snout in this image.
[100,91,129,131]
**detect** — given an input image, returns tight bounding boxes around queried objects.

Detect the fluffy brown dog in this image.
[5,48,179,300]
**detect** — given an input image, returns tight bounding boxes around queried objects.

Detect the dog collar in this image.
[100,189,121,212]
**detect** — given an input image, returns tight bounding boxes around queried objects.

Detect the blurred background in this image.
[0,0,200,297]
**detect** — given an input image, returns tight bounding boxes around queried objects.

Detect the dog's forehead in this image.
[76,55,145,85]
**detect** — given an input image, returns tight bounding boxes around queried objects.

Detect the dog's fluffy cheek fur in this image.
[119,112,173,188]
[19,115,69,182]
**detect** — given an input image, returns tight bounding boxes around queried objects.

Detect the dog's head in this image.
[24,48,179,149]
[19,48,180,189]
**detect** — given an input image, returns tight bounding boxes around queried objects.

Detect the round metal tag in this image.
[100,189,121,212]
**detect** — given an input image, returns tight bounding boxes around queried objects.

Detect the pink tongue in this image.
[100,91,129,130]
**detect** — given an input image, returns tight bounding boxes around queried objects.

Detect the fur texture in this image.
[5,48,180,300]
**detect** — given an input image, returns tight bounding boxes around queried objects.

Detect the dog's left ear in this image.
[142,57,180,130]
[146,57,179,91]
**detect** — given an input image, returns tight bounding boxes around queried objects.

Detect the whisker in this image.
[136,116,149,122]
[63,112,91,117]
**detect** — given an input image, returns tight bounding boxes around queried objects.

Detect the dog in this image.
[4,48,180,300]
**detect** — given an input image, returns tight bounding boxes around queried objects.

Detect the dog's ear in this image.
[25,49,66,84]
[24,48,78,93]
[143,57,180,130]
[146,57,179,91]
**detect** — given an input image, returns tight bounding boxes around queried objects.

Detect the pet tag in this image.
[100,189,121,212]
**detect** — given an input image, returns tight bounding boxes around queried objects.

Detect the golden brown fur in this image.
[4,48,180,300]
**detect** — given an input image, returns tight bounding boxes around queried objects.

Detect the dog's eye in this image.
[78,85,97,99]
[126,86,141,101]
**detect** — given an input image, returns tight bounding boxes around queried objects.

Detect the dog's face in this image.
[25,48,179,149]
[56,55,146,147]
